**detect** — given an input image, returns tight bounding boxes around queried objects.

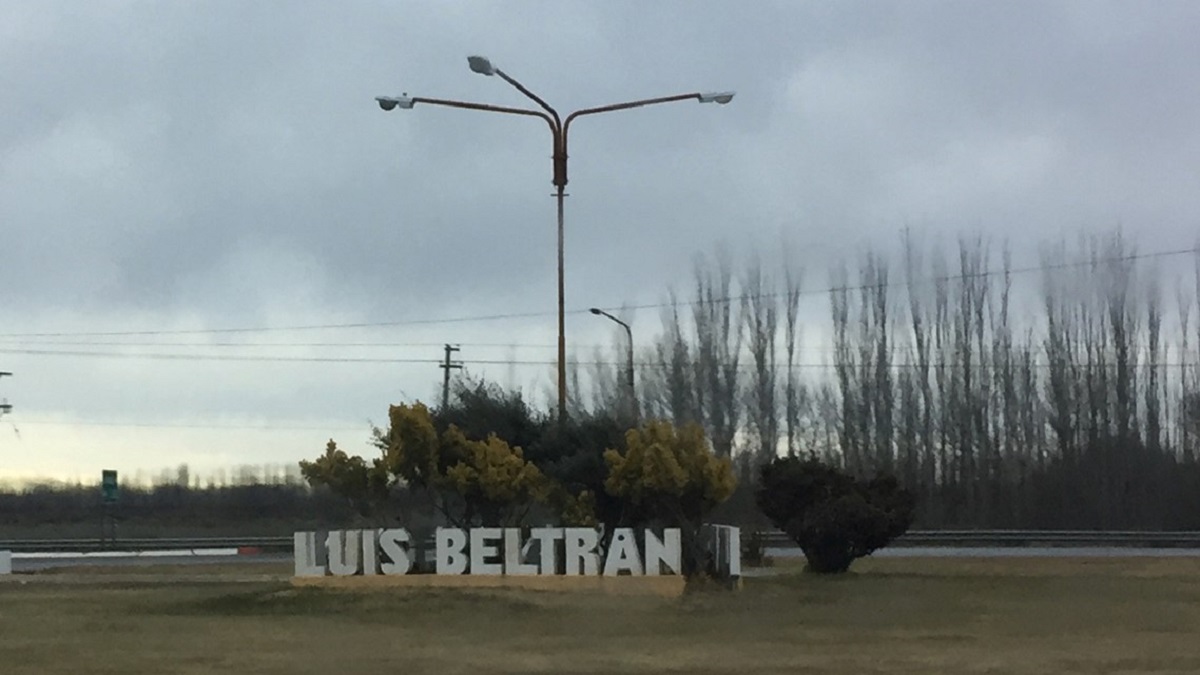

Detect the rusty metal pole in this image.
[625,326,637,423]
[555,183,567,422]
[550,125,569,423]
[378,62,734,425]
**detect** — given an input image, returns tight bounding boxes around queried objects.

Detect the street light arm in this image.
[564,92,705,128]
[559,92,712,187]
[392,94,562,189]
[409,96,558,134]
[494,70,563,131]
[486,69,567,189]
[590,307,631,335]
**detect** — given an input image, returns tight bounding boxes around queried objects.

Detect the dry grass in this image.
[3,557,1200,674]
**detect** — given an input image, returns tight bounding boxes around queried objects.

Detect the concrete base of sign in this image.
[0,550,11,575]
[291,573,688,597]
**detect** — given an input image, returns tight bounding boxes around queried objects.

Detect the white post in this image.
[0,550,11,575]
[727,526,741,578]
[706,525,742,580]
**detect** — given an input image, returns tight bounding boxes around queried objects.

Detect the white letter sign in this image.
[469,527,503,575]
[504,528,539,575]
[564,528,600,576]
[529,527,564,575]
[293,532,326,577]
[379,528,413,575]
[327,530,361,576]
[436,528,468,575]
[603,528,644,576]
[644,529,682,576]
[294,525,707,581]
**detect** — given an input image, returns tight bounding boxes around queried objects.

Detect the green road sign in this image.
[101,469,119,503]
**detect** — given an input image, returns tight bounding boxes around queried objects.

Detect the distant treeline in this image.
[0,482,357,538]
[6,228,1200,535]
[577,229,1200,531]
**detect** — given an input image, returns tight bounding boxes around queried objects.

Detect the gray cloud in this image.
[1,0,1198,477]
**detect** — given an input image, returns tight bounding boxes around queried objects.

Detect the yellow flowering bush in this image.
[604,420,736,525]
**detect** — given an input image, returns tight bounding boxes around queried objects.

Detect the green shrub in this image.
[756,457,915,574]
[741,529,771,567]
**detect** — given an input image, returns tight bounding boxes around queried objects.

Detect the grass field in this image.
[3,557,1200,674]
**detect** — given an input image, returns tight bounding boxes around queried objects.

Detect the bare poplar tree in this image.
[742,254,780,464]
[691,249,742,458]
[644,290,698,426]
[830,262,862,471]
[903,230,938,512]
[783,253,805,456]
[1146,275,1163,454]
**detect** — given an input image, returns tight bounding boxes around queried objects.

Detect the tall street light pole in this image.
[589,308,637,423]
[377,55,734,422]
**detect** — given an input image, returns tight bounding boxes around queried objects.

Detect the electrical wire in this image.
[1,347,1196,371]
[0,246,1192,339]
[0,340,560,349]
[10,419,369,432]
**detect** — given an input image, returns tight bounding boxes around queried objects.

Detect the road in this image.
[8,551,291,573]
[766,546,1200,559]
[8,546,1200,574]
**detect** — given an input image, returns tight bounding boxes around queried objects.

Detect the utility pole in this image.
[0,371,12,417]
[440,345,462,410]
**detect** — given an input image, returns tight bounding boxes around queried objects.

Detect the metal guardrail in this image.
[0,536,295,553]
[3,530,1200,554]
[759,530,1200,548]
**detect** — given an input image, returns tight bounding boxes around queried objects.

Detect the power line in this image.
[11,419,370,432]
[2,347,1197,371]
[615,245,1200,313]
[0,339,851,355]
[0,348,439,364]
[3,338,1186,358]
[0,339,560,349]
[0,310,570,339]
[0,245,1193,339]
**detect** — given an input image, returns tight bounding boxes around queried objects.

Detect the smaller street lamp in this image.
[589,308,636,422]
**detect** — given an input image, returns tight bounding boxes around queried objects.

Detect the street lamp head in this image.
[698,91,736,105]
[467,55,497,76]
[589,308,602,315]
[376,95,415,111]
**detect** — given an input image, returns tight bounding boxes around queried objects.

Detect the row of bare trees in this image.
[574,229,1200,530]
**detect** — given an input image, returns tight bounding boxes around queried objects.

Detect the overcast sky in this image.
[1,0,1198,483]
